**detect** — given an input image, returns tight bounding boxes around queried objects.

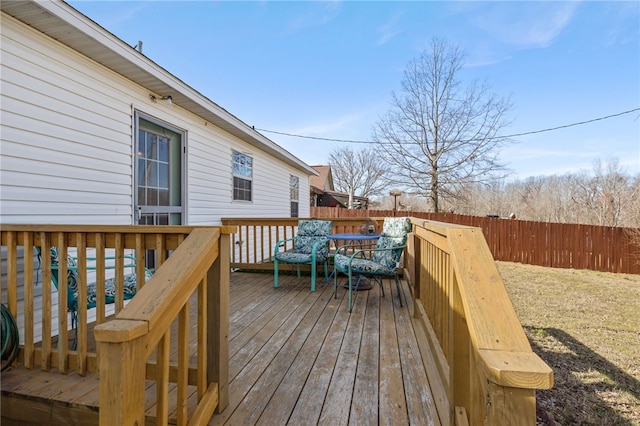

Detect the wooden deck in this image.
[1,271,440,425]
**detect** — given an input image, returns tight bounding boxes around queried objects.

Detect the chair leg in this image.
[348,270,353,313]
[395,275,403,307]
[375,276,385,297]
[311,261,316,292]
[274,259,279,288]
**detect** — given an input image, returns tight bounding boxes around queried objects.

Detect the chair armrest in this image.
[346,244,407,264]
[274,237,296,255]
[334,241,377,255]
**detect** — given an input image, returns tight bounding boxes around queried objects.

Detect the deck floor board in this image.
[1,271,439,425]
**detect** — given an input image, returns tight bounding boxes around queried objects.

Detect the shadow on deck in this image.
[1,271,440,425]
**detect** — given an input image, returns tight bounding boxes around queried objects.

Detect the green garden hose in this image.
[1,304,20,371]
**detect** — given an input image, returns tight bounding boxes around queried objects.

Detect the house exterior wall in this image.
[0,13,310,225]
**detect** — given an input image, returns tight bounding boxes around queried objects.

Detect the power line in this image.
[254,129,372,144]
[255,107,640,144]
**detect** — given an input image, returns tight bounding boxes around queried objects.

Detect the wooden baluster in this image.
[252,225,257,264]
[197,276,207,398]
[57,233,69,373]
[155,233,166,270]
[23,233,35,368]
[95,233,106,325]
[40,232,52,371]
[76,232,87,375]
[135,233,145,290]
[4,232,18,370]
[6,232,17,320]
[259,225,265,264]
[177,302,189,425]
[243,226,249,264]
[156,332,170,425]
[114,233,124,314]
[268,225,273,263]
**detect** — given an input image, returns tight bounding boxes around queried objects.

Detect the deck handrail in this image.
[95,227,232,425]
[408,219,553,425]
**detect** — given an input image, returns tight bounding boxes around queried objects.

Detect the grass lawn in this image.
[497,261,640,426]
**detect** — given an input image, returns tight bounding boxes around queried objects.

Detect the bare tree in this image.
[452,157,639,226]
[328,146,389,208]
[372,37,513,212]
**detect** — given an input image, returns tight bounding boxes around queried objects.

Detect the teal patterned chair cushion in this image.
[274,219,333,292]
[333,217,412,312]
[50,247,151,311]
[275,220,332,263]
[370,217,412,270]
[333,254,395,276]
[297,219,333,237]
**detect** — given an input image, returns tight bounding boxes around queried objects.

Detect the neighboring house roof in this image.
[0,0,316,176]
[310,165,334,192]
[309,165,368,208]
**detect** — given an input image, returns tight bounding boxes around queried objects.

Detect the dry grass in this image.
[497,261,640,425]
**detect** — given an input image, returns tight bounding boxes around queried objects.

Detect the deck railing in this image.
[221,217,381,270]
[1,224,233,425]
[407,219,553,425]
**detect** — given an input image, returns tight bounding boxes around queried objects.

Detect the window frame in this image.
[290,175,299,218]
[232,150,253,202]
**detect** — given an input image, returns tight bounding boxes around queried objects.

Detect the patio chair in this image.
[273,219,333,292]
[333,217,412,312]
[36,246,152,331]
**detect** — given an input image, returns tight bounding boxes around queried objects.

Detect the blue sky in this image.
[69,1,640,180]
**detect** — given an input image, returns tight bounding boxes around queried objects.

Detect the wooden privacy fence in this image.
[311,207,640,274]
[1,224,233,425]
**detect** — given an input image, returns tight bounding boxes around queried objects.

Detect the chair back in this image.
[371,217,412,270]
[293,220,333,260]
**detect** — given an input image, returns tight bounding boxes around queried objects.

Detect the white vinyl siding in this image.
[1,15,136,224]
[1,12,311,226]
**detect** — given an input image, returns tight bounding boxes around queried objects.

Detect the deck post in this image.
[95,319,148,426]
[208,231,230,413]
[484,383,537,425]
